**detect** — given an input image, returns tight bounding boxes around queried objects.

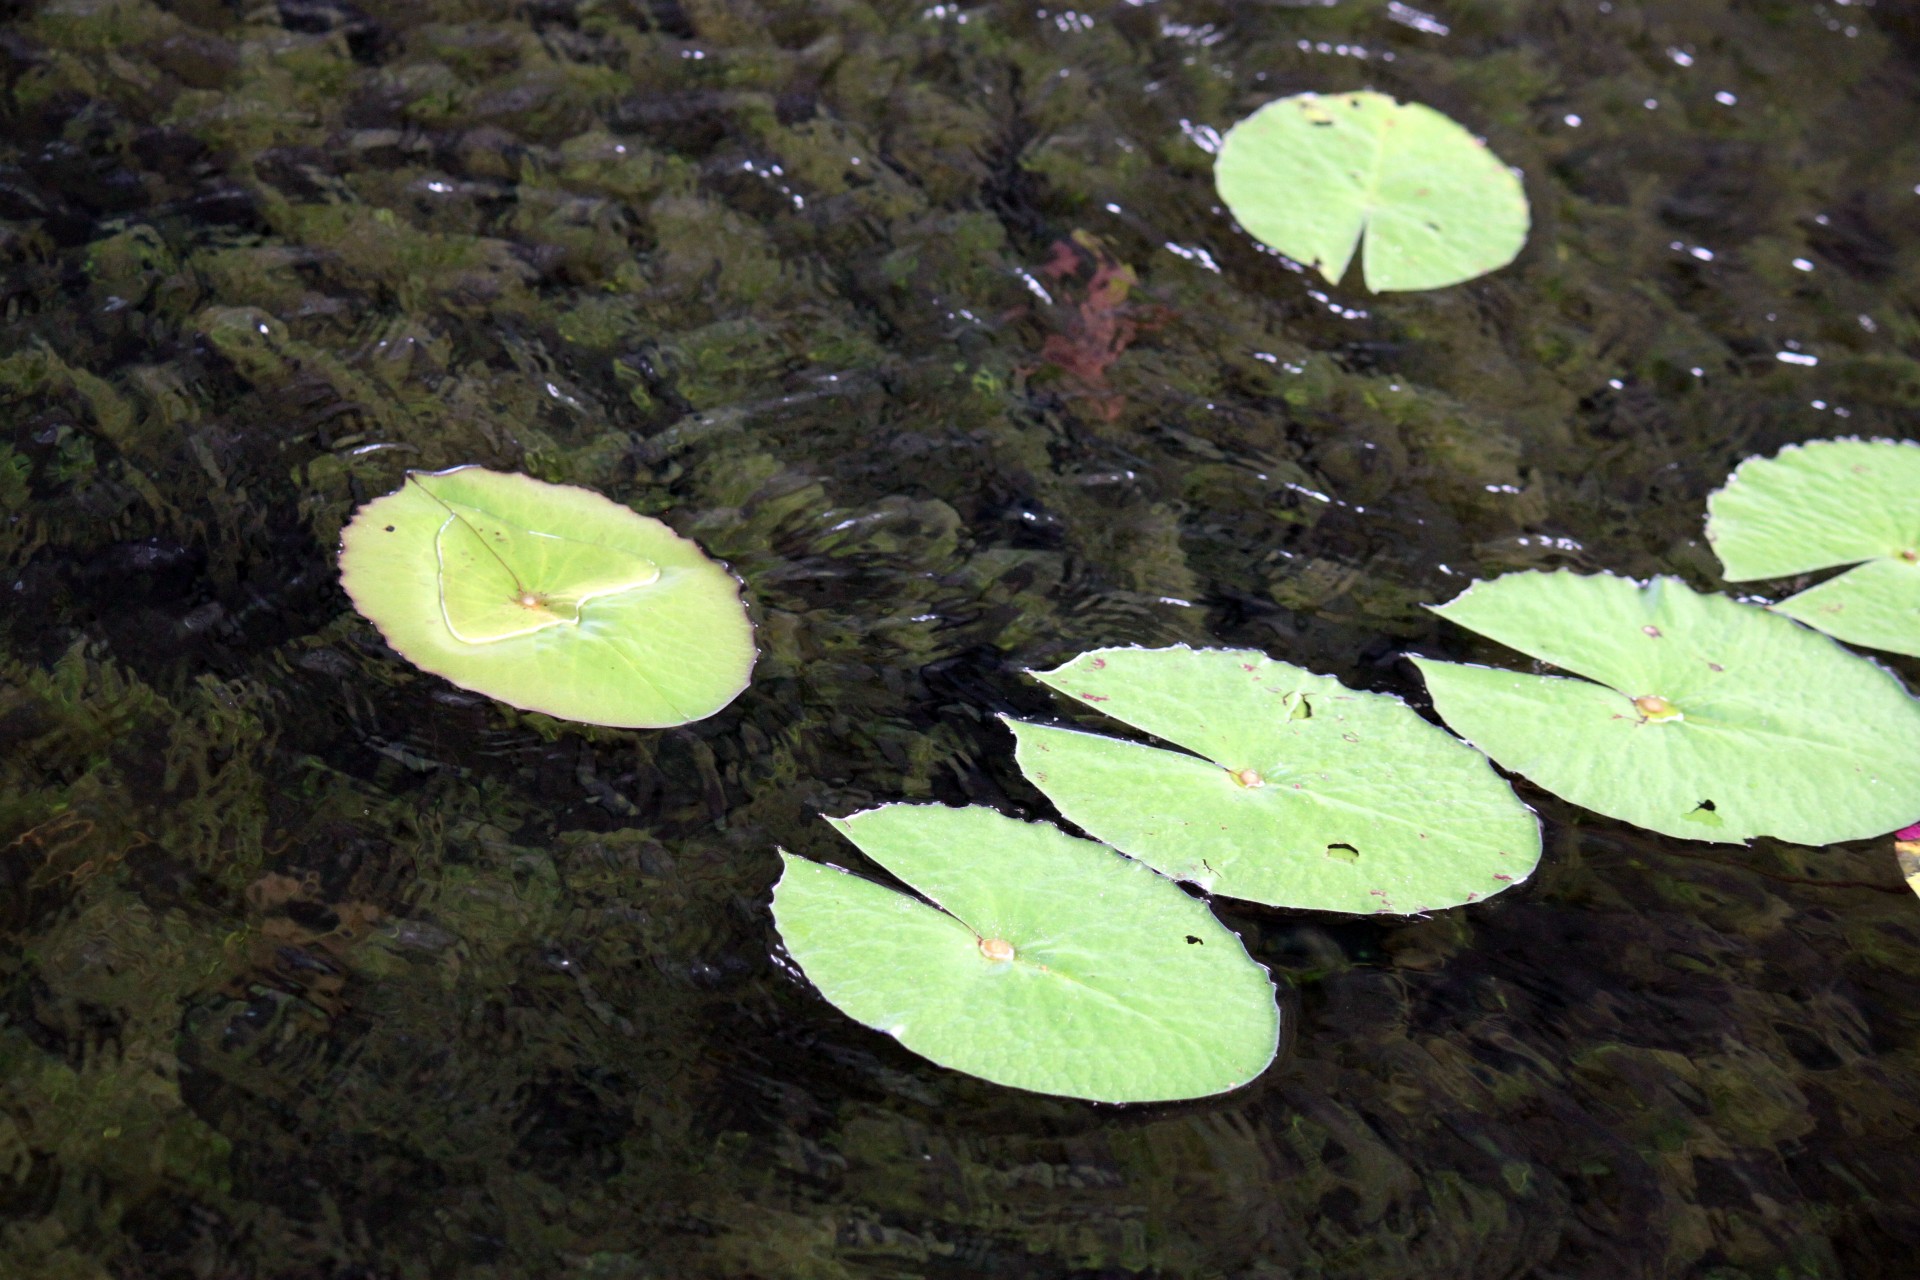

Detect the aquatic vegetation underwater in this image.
[5,0,1920,1275]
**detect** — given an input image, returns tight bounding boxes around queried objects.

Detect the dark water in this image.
[3,0,1920,1275]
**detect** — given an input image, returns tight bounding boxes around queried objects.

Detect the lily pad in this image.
[771,804,1279,1103]
[1008,647,1540,914]
[1706,438,1920,656]
[1213,91,1529,292]
[338,467,753,728]
[1412,571,1920,844]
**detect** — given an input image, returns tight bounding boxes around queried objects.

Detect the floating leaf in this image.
[1008,647,1540,914]
[1706,438,1920,656]
[338,467,753,728]
[1213,91,1529,292]
[771,804,1279,1103]
[1413,571,1920,844]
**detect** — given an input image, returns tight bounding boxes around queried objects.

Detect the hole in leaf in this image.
[1290,694,1313,721]
[1326,842,1360,863]
[1185,935,1203,945]
[1683,799,1724,827]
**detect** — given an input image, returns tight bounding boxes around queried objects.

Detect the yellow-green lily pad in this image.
[1009,647,1540,914]
[1707,437,1920,657]
[338,467,753,728]
[772,804,1280,1103]
[1414,571,1920,844]
[1214,91,1529,292]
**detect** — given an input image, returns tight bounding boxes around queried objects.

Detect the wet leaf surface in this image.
[1416,571,1920,843]
[773,804,1279,1102]
[1012,645,1539,913]
[339,466,750,727]
[1214,91,1529,291]
[1709,437,1920,655]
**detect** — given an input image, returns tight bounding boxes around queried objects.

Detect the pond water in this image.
[3,0,1919,1275]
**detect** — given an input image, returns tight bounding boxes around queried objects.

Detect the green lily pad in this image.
[771,804,1279,1103]
[1413,571,1920,844]
[1214,91,1529,292]
[1706,438,1920,656]
[1008,647,1539,914]
[338,467,753,728]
